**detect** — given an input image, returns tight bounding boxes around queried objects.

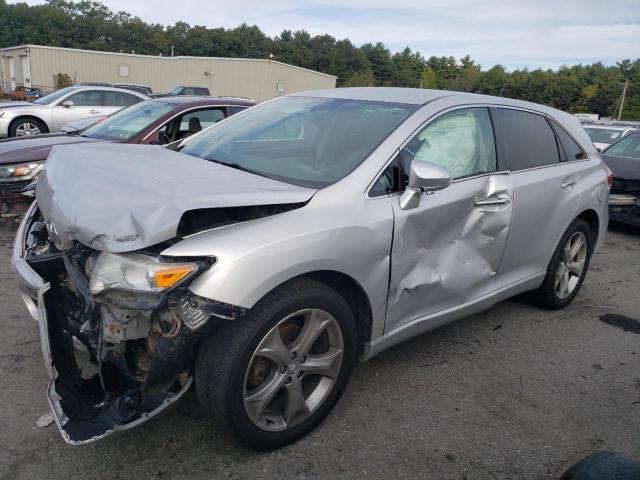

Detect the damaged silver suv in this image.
[13,88,609,448]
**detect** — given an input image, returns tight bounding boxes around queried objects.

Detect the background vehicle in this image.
[113,83,153,95]
[602,132,640,226]
[74,82,153,96]
[0,86,150,138]
[9,86,43,102]
[13,88,608,449]
[0,96,254,198]
[583,125,638,150]
[151,85,210,97]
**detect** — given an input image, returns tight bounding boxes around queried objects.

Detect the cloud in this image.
[9,0,640,69]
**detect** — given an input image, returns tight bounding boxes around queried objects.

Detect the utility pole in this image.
[618,79,629,121]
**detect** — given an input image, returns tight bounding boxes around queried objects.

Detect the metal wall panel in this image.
[1,45,335,100]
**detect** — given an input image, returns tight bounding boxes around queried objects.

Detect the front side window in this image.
[67,90,102,107]
[179,96,416,188]
[402,107,497,180]
[104,91,140,107]
[604,135,640,159]
[495,108,559,170]
[82,101,173,141]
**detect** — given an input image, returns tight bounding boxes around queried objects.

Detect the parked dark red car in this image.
[0,96,255,211]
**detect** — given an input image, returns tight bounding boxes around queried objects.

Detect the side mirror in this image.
[408,161,451,191]
[61,99,74,107]
[399,161,451,210]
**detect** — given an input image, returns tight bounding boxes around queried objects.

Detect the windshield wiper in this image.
[207,159,271,179]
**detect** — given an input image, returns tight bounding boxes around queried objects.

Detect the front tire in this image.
[532,218,593,309]
[195,278,357,450]
[9,117,47,137]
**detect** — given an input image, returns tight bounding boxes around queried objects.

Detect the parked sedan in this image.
[0,86,149,138]
[151,85,210,98]
[12,88,608,449]
[0,96,254,204]
[602,132,640,226]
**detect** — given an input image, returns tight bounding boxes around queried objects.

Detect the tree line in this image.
[1,0,639,120]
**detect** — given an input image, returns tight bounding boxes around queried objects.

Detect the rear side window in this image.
[104,91,140,107]
[551,122,586,161]
[495,109,559,170]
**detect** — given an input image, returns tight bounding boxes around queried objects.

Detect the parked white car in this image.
[0,86,149,138]
[583,125,638,151]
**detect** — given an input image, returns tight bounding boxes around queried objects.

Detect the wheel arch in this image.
[259,270,374,359]
[9,115,50,135]
[575,208,600,247]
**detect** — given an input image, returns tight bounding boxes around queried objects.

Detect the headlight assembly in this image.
[89,252,198,294]
[0,161,44,182]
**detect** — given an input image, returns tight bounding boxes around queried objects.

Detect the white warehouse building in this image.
[0,45,336,101]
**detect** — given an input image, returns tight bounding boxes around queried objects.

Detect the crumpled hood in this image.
[0,134,99,165]
[36,143,317,252]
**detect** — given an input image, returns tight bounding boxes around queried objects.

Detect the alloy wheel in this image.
[15,122,41,136]
[554,231,587,299]
[243,308,344,432]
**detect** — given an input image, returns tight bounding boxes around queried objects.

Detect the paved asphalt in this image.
[0,222,639,480]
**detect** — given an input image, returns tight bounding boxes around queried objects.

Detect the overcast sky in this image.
[12,0,640,70]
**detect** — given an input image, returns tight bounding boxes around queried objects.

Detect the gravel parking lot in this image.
[0,222,638,480]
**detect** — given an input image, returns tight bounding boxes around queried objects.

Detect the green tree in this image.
[421,66,437,88]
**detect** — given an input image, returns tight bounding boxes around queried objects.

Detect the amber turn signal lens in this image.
[154,265,196,289]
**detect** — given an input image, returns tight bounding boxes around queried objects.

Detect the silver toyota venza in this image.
[13,88,609,448]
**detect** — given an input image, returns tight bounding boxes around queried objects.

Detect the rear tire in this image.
[9,117,48,137]
[532,218,593,309]
[195,277,357,450]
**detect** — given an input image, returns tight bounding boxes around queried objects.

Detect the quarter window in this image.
[495,109,560,170]
[401,107,497,180]
[551,122,586,161]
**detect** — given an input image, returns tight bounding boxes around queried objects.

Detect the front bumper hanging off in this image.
[12,202,200,445]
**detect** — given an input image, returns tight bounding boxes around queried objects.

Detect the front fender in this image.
[160,195,394,339]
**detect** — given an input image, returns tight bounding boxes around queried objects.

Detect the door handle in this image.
[474,192,511,207]
[561,176,577,190]
[89,109,100,114]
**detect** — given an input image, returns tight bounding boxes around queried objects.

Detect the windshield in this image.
[81,101,174,141]
[604,135,640,159]
[33,87,76,105]
[179,96,416,188]
[584,127,624,144]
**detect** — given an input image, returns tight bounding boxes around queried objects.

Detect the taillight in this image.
[606,166,614,190]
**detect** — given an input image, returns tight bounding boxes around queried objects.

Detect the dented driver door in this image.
[383,106,513,333]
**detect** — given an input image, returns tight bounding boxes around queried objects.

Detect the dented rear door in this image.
[384,106,512,333]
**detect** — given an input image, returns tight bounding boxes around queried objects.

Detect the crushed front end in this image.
[12,202,240,444]
[609,178,640,227]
